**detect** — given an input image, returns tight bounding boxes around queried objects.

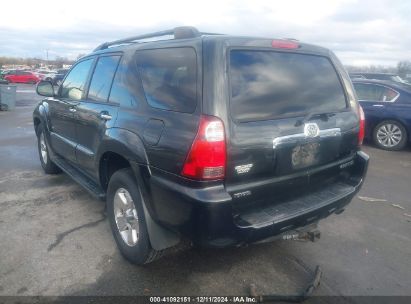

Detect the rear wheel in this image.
[373,120,407,151]
[107,168,163,264]
[36,124,61,174]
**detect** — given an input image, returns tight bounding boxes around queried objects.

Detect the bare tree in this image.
[397,61,411,77]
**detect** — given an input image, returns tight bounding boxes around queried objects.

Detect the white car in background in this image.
[34,70,57,82]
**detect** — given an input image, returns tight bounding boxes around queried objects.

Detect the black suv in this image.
[33,26,369,264]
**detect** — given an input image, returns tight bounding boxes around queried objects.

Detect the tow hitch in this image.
[282,230,321,242]
[250,265,323,303]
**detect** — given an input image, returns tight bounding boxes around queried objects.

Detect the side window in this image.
[87,55,121,102]
[381,87,399,102]
[136,48,197,113]
[60,59,93,100]
[354,83,384,101]
[108,62,138,107]
[354,83,399,102]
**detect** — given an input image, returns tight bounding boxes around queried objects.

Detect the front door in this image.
[48,58,95,163]
[74,54,121,178]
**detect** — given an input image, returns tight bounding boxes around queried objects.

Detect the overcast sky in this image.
[0,0,409,66]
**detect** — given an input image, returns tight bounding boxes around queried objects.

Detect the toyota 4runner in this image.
[33,26,369,264]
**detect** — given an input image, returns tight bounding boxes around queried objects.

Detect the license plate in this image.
[291,142,320,169]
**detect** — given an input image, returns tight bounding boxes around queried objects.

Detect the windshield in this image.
[229,50,347,122]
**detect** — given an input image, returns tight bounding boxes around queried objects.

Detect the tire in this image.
[36,124,61,174]
[373,120,407,151]
[107,168,163,264]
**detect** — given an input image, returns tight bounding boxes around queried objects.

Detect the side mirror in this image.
[36,81,55,97]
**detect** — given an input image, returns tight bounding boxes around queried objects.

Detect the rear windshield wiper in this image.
[295,111,336,127]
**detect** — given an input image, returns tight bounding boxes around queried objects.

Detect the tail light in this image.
[358,106,365,145]
[182,115,226,180]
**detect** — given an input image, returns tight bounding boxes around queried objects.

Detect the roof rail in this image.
[93,26,210,51]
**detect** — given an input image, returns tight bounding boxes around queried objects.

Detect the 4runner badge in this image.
[235,164,253,174]
[304,123,320,138]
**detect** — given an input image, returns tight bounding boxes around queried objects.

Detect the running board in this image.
[52,156,106,200]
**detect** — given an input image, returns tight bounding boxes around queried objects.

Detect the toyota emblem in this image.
[304,123,320,138]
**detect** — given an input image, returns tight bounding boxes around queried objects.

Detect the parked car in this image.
[52,68,69,85]
[4,70,40,84]
[34,70,57,82]
[352,79,411,150]
[33,26,369,264]
[350,72,409,84]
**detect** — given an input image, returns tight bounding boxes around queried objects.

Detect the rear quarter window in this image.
[229,50,347,122]
[136,48,197,113]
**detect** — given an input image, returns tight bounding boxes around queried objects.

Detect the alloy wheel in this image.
[40,133,48,164]
[376,123,402,148]
[113,188,139,246]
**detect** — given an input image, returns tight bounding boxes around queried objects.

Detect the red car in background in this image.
[4,71,40,84]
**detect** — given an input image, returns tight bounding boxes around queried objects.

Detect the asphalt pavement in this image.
[0,84,410,299]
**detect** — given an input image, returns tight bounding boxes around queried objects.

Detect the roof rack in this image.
[93,26,220,51]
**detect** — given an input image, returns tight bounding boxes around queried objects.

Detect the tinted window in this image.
[88,55,121,102]
[136,48,197,113]
[61,59,93,100]
[229,51,347,122]
[108,62,138,107]
[354,83,399,102]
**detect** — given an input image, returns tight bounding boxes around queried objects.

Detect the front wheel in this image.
[36,124,61,174]
[107,168,163,264]
[373,120,407,151]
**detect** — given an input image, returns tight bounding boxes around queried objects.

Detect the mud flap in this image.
[141,201,181,251]
[131,162,181,251]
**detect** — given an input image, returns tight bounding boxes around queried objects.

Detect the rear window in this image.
[136,48,197,113]
[229,50,347,122]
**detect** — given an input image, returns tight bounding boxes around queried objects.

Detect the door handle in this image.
[372,104,384,107]
[69,107,76,112]
[100,111,112,120]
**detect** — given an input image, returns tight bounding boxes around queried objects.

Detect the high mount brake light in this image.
[358,106,365,145]
[182,115,226,180]
[271,40,299,49]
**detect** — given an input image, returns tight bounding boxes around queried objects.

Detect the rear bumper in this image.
[142,151,369,248]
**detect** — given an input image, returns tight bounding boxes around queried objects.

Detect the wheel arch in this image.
[33,102,50,136]
[96,128,149,190]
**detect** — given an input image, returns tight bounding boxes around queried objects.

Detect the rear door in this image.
[225,49,359,204]
[74,54,120,178]
[354,82,400,129]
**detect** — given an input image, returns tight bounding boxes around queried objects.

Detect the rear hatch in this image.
[224,45,360,216]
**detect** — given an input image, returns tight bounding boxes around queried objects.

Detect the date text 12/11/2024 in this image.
[149,297,257,303]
